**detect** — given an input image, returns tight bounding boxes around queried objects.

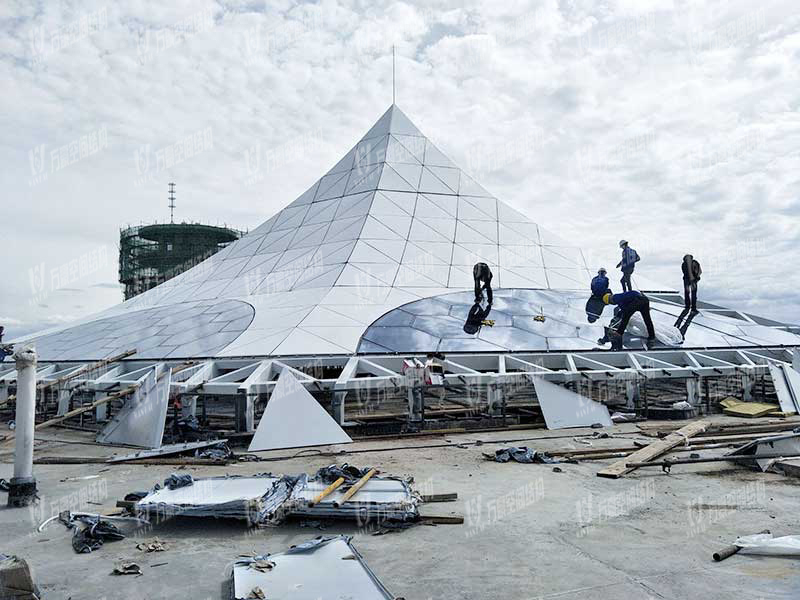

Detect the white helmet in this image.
[619,240,628,248]
[598,267,607,274]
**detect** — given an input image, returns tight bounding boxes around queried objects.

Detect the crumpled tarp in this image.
[736,533,800,556]
[486,446,560,464]
[314,464,370,485]
[163,473,194,490]
[59,512,125,554]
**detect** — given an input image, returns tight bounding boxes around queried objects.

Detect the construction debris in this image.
[735,532,800,556]
[597,420,709,478]
[0,555,39,600]
[132,465,420,526]
[726,432,800,472]
[136,538,168,553]
[230,536,394,600]
[483,446,561,464]
[712,529,770,561]
[107,439,231,464]
[54,511,127,554]
[111,562,142,576]
[720,397,781,418]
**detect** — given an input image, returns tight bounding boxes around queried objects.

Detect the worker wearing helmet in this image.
[616,240,640,292]
[590,268,610,298]
[602,290,655,350]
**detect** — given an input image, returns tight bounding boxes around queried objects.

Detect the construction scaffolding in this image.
[118,222,244,300]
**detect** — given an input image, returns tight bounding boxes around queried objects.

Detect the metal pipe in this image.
[13,348,36,479]
[8,346,38,507]
[627,452,800,469]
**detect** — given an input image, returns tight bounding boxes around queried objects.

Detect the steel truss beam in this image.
[1,346,795,429]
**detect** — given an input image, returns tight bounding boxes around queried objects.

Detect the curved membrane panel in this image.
[358,289,800,353]
[29,299,255,361]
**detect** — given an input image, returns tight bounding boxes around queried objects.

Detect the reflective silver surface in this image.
[358,289,800,353]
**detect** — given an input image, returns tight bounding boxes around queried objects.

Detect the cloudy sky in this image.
[1,0,798,339]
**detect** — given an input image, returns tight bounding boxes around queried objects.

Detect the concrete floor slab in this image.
[2,419,800,599]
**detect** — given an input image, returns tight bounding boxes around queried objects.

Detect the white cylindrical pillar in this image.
[8,346,37,507]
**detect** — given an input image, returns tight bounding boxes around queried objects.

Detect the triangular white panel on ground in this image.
[533,377,612,430]
[248,370,352,451]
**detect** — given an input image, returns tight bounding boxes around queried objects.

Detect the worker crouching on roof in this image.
[602,290,656,350]
[473,262,493,304]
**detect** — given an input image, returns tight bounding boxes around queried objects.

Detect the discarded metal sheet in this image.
[96,364,172,448]
[780,363,800,413]
[248,369,352,452]
[107,439,230,463]
[767,363,798,414]
[133,467,419,525]
[533,377,612,429]
[728,432,800,472]
[135,475,280,523]
[231,536,393,600]
[290,476,418,521]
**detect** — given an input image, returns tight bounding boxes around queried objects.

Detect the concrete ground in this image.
[2,417,799,600]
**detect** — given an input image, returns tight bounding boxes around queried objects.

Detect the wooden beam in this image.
[419,514,464,524]
[597,420,709,479]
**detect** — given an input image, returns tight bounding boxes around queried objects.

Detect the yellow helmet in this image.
[603,292,612,305]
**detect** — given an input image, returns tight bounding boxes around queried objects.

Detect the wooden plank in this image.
[723,403,781,418]
[419,514,464,524]
[334,468,377,507]
[597,420,709,479]
[421,493,458,503]
[309,477,345,507]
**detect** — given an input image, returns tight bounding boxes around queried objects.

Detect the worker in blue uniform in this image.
[616,240,640,292]
[602,290,656,350]
[590,268,610,297]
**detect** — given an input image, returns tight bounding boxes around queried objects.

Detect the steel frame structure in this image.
[1,345,796,430]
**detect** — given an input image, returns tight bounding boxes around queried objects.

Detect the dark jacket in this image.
[591,274,609,297]
[609,290,645,310]
[617,246,640,272]
[682,255,702,283]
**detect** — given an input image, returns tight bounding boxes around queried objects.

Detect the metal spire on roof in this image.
[392,45,396,105]
[168,182,176,223]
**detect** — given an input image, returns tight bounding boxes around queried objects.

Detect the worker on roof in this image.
[616,240,640,292]
[681,254,702,313]
[473,262,493,305]
[602,290,656,350]
[590,268,610,298]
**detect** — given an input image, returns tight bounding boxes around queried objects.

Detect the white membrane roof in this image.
[16,106,800,359]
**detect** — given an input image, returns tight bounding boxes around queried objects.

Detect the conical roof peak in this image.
[16,106,696,361]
